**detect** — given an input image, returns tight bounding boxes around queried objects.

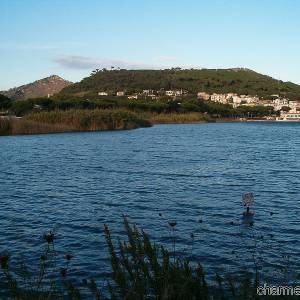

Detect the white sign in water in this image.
[242,192,254,207]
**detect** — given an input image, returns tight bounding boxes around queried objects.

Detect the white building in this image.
[288,101,300,111]
[232,95,242,105]
[98,92,108,96]
[226,93,237,99]
[243,96,259,104]
[127,95,138,99]
[197,92,210,100]
[142,89,155,95]
[272,98,289,111]
[165,90,184,97]
[278,111,300,121]
[165,90,174,96]
[210,93,227,104]
[116,91,125,96]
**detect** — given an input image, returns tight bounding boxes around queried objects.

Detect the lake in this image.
[0,122,299,286]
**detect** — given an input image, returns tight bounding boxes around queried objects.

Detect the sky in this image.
[1,0,300,90]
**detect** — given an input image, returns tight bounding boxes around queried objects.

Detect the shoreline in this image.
[1,118,298,137]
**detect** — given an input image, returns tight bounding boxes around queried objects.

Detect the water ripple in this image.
[0,122,299,283]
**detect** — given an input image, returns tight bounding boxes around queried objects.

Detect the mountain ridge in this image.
[1,75,72,100]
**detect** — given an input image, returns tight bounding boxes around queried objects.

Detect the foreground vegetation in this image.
[0,109,151,136]
[0,217,298,299]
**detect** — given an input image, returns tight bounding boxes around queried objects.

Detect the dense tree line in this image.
[0,94,11,110]
[4,95,276,118]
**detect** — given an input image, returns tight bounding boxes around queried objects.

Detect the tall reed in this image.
[149,112,211,124]
[0,118,12,135]
[0,109,151,136]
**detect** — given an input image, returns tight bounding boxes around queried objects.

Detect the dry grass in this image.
[0,118,12,135]
[0,109,151,136]
[11,119,74,135]
[149,112,210,124]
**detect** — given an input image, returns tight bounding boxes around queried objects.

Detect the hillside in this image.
[60,68,300,100]
[2,75,72,101]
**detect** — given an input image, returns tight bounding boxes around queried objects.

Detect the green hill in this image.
[60,68,300,100]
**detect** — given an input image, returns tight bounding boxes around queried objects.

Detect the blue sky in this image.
[1,0,300,90]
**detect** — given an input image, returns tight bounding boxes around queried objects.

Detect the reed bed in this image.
[0,118,12,135]
[149,112,210,124]
[0,109,151,136]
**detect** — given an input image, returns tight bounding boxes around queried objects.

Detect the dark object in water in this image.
[243,206,254,217]
[168,220,177,227]
[242,212,254,225]
[243,211,254,217]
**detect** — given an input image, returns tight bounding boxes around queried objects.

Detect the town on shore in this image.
[97,89,300,121]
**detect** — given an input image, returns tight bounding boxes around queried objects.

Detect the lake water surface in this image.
[0,122,300,286]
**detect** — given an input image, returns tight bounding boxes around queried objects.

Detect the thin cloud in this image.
[54,55,161,70]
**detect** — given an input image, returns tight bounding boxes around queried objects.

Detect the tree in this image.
[281,106,291,112]
[0,94,11,110]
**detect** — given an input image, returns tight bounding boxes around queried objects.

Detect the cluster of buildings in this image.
[197,92,300,112]
[98,89,188,100]
[201,92,260,108]
[97,89,300,119]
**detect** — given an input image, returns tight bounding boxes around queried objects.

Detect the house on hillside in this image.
[98,92,108,96]
[210,93,227,104]
[127,95,138,99]
[165,90,175,96]
[288,101,300,111]
[116,91,125,96]
[197,92,210,100]
[142,89,156,95]
[272,98,289,111]
[165,90,185,97]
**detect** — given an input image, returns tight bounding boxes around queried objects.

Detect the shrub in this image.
[1,217,281,300]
